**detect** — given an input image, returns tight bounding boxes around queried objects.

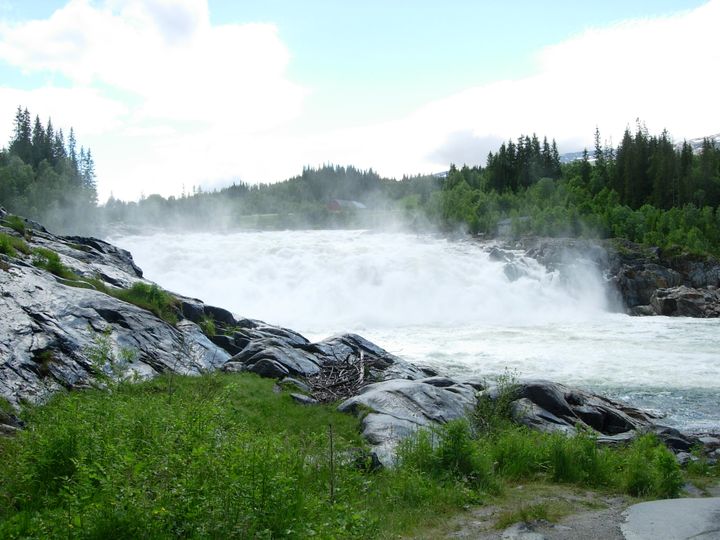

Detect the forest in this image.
[437,126,720,255]
[101,165,441,230]
[0,107,98,233]
[1,107,719,255]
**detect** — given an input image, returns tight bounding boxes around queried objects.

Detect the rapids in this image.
[112,230,720,432]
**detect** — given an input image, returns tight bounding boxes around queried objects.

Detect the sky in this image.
[0,0,718,202]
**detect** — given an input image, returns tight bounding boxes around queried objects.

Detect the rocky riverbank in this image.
[1,211,718,465]
[512,237,720,317]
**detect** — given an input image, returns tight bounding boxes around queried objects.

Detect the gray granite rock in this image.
[338,377,477,465]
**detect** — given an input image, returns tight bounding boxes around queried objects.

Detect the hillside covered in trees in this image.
[0,107,98,233]
[102,165,441,230]
[1,106,719,256]
[439,125,720,255]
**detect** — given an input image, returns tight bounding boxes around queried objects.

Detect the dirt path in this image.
[408,482,720,539]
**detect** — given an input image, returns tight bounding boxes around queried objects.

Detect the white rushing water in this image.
[112,230,720,432]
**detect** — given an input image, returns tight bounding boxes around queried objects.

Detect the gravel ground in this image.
[408,481,720,539]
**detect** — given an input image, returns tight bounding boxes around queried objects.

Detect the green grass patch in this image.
[32,247,77,279]
[0,373,483,539]
[0,232,31,257]
[112,282,180,325]
[495,502,553,529]
[1,214,27,236]
[199,314,216,337]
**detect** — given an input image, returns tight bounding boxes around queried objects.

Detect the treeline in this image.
[102,165,441,230]
[438,125,720,255]
[0,107,98,232]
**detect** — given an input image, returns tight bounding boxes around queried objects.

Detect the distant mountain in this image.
[675,133,720,153]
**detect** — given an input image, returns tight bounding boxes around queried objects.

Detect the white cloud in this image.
[0,0,718,200]
[396,0,720,171]
[0,0,307,199]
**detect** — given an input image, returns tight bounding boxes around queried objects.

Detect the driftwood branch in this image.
[309,350,366,403]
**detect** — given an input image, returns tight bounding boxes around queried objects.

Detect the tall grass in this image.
[112,282,180,324]
[0,232,30,258]
[0,373,480,538]
[0,367,694,538]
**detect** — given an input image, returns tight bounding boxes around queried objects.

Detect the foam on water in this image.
[112,230,720,431]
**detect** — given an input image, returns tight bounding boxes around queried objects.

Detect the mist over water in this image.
[113,230,720,432]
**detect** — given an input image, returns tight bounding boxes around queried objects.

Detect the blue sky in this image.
[0,0,717,200]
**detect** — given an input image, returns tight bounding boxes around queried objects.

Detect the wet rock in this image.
[650,286,720,317]
[650,425,698,452]
[629,304,656,316]
[522,237,720,317]
[488,246,514,263]
[675,452,693,466]
[279,377,312,393]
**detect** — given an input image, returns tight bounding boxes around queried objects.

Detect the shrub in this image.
[488,427,546,480]
[473,371,519,435]
[399,420,495,490]
[623,435,683,498]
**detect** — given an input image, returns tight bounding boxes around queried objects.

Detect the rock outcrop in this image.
[0,216,231,418]
[520,237,720,317]
[338,377,481,465]
[496,380,698,451]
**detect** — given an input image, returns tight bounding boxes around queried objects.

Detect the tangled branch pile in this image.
[309,351,366,403]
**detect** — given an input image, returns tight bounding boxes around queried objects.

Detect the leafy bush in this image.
[473,371,519,434]
[623,435,683,498]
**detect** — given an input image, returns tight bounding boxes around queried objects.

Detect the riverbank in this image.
[2,371,718,538]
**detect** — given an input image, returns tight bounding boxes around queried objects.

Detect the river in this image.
[111,230,719,432]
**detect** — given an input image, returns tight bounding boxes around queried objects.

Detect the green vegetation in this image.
[439,126,720,256]
[0,368,709,538]
[2,214,27,236]
[0,107,97,233]
[32,247,76,279]
[100,165,440,231]
[495,503,554,529]
[0,373,460,539]
[199,314,216,337]
[112,282,180,325]
[0,232,30,257]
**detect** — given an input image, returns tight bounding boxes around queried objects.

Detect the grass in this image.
[199,314,216,337]
[0,373,477,539]
[0,360,707,538]
[32,247,77,279]
[1,214,27,236]
[0,232,31,258]
[8,241,180,326]
[112,282,180,325]
[495,502,554,529]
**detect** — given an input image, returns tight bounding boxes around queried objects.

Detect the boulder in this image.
[650,286,720,317]
[482,380,659,438]
[338,377,478,465]
[222,331,427,383]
